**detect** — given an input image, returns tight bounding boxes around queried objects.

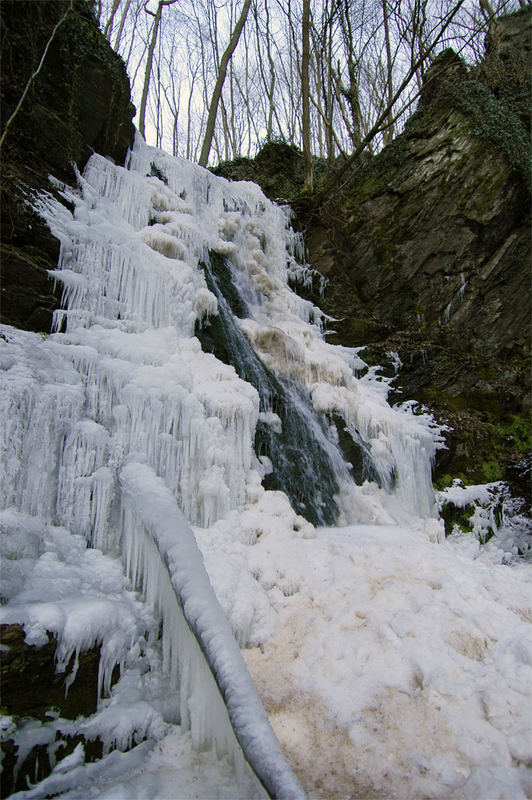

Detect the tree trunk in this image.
[138,0,176,141]
[302,0,313,192]
[381,0,395,144]
[199,0,252,168]
[114,0,132,50]
[0,1,73,152]
[103,0,121,40]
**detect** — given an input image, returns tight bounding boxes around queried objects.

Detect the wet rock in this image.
[0,623,108,796]
[0,624,102,721]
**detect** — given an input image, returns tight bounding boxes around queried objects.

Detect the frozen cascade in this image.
[196,252,378,525]
[1,132,452,797]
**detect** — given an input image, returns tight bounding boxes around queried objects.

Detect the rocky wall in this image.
[299,9,531,493]
[0,0,135,332]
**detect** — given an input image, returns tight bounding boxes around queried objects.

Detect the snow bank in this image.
[219,523,531,799]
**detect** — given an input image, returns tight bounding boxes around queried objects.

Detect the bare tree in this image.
[254,0,282,140]
[97,0,523,168]
[199,0,252,167]
[381,0,395,143]
[315,0,469,201]
[113,0,134,50]
[301,0,313,190]
[103,0,121,39]
[138,0,177,141]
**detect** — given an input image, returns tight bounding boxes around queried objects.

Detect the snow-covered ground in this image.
[1,134,530,799]
[198,513,532,799]
[2,497,530,799]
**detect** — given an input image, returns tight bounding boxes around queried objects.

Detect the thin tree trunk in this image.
[234,72,261,151]
[138,0,176,141]
[302,0,313,191]
[103,0,121,40]
[254,0,281,141]
[264,1,277,138]
[186,64,199,161]
[199,0,252,167]
[124,3,145,73]
[220,97,231,160]
[0,1,73,151]
[309,90,348,159]
[114,0,132,50]
[381,0,395,144]
[325,18,335,163]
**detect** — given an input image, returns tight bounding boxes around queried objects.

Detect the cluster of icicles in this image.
[0,133,444,796]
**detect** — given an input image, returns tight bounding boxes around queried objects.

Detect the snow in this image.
[1,132,530,799]
[229,523,532,799]
[7,732,263,800]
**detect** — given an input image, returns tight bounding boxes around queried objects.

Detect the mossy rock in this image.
[212,140,330,202]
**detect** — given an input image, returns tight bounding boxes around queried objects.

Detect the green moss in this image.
[438,77,531,183]
[212,141,306,200]
[498,413,532,453]
[480,458,504,482]
[440,501,475,536]
[434,472,468,490]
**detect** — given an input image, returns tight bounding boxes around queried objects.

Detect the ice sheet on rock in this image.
[36,132,445,528]
[0,507,184,781]
[0,508,153,696]
[0,326,84,522]
[6,731,265,800]
[31,322,259,530]
[237,312,443,520]
[437,480,531,558]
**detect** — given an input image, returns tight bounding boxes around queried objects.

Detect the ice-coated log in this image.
[120,462,306,800]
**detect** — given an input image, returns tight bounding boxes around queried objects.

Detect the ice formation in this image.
[1,133,530,799]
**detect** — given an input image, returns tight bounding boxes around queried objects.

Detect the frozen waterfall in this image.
[1,133,451,797]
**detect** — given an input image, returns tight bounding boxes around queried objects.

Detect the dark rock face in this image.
[0,623,106,796]
[0,0,135,333]
[0,624,102,721]
[299,9,531,491]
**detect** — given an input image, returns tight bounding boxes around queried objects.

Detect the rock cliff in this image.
[301,9,531,494]
[0,0,135,332]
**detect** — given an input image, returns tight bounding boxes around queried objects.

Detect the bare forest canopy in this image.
[92,0,527,179]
